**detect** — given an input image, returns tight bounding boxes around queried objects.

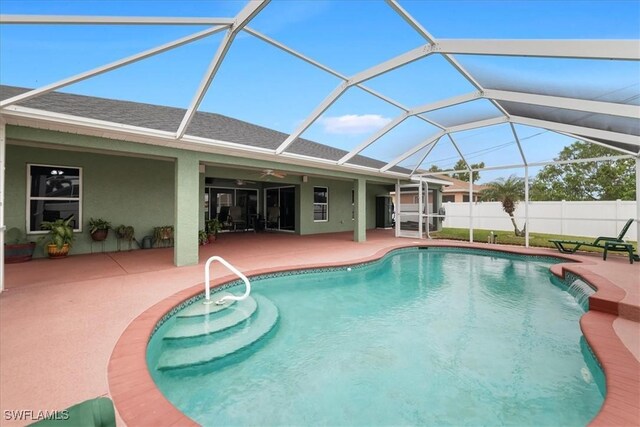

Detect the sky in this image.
[1,0,639,183]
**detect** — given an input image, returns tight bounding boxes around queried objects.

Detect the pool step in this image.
[163,296,257,340]
[157,294,279,371]
[176,292,236,318]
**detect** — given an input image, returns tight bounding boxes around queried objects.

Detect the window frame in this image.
[26,163,83,234]
[442,194,455,203]
[313,186,329,222]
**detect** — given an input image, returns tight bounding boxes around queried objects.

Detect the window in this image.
[27,164,82,233]
[442,195,455,203]
[462,195,470,203]
[313,186,328,222]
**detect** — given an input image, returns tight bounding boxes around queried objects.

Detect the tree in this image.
[425,161,485,182]
[530,142,635,201]
[451,159,485,183]
[480,175,526,237]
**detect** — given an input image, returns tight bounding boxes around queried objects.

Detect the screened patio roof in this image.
[0,0,638,180]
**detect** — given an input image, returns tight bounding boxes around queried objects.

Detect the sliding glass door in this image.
[265,187,296,231]
[206,187,258,230]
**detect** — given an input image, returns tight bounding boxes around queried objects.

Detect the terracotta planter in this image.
[47,243,70,259]
[91,229,109,242]
[4,242,36,263]
[208,234,217,244]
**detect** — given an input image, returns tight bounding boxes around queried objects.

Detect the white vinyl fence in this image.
[442,200,637,241]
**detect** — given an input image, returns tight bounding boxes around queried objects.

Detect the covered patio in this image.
[1,231,638,426]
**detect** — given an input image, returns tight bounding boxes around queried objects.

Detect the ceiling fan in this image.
[235,179,256,186]
[260,169,287,179]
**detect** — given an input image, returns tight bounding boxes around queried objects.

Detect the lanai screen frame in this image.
[0,0,638,271]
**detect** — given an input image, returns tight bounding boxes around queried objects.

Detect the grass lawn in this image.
[430,227,638,254]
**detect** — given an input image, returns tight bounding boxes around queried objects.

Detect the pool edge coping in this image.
[107,242,640,427]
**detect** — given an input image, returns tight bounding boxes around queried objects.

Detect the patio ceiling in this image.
[0,0,638,179]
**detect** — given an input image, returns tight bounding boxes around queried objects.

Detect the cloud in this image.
[320,114,392,135]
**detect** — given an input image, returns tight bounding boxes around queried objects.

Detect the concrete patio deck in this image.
[1,230,638,426]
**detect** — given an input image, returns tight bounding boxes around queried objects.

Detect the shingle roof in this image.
[1,85,409,174]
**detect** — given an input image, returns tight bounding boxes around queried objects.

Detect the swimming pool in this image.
[147,248,604,426]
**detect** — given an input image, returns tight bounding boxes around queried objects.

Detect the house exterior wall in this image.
[442,192,480,203]
[201,167,392,235]
[6,144,175,257]
[399,193,435,204]
[299,178,391,235]
[367,184,393,229]
[4,125,404,260]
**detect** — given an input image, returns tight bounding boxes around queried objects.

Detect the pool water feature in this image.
[147,248,604,426]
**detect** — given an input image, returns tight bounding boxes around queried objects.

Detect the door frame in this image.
[205,185,260,231]
[264,186,296,232]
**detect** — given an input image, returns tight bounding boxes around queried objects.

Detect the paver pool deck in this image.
[1,230,638,426]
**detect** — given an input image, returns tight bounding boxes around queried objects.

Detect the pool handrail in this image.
[204,255,251,305]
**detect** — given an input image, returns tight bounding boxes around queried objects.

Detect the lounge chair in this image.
[549,218,638,264]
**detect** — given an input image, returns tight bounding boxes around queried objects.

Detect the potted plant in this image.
[39,216,75,259]
[206,219,222,243]
[115,225,136,251]
[198,229,209,245]
[88,218,111,241]
[4,227,36,263]
[152,226,174,248]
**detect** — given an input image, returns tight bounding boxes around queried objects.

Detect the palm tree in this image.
[480,175,526,237]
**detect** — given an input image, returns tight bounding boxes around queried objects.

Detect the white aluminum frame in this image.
[483,89,640,119]
[0,15,234,25]
[176,0,270,139]
[509,116,640,147]
[436,39,640,60]
[410,136,442,176]
[0,1,637,190]
[244,27,444,137]
[0,26,229,109]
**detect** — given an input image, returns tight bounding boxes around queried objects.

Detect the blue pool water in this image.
[148,248,604,426]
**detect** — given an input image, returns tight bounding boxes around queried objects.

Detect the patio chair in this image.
[266,206,280,229]
[229,206,247,231]
[217,206,231,229]
[549,218,638,264]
